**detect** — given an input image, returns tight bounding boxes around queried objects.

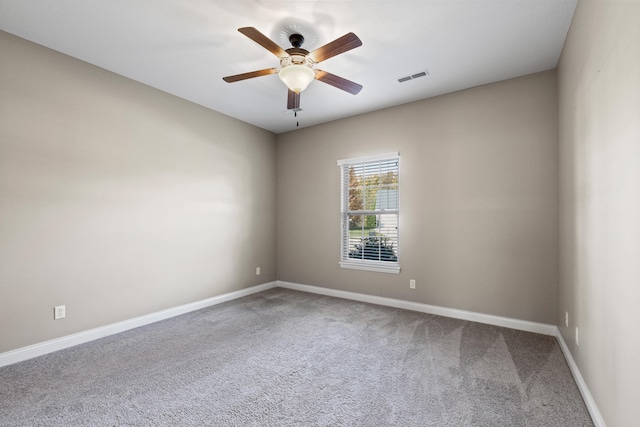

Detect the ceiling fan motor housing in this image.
[289,33,304,48]
[223,27,363,108]
[280,51,314,67]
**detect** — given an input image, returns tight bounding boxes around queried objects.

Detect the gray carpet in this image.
[0,288,593,426]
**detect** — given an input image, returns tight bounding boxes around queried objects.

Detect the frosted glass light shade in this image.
[278,64,315,93]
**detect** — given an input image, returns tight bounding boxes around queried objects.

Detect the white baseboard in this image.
[278,280,605,426]
[2,280,555,367]
[0,281,278,368]
[1,279,606,427]
[556,330,607,427]
[277,280,557,336]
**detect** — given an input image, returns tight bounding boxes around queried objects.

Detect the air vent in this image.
[398,69,430,83]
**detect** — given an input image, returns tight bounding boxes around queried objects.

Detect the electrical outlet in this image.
[256,267,261,276]
[410,279,416,289]
[565,312,569,328]
[54,305,66,320]
[575,327,579,346]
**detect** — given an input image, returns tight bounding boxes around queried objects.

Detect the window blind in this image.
[338,153,400,274]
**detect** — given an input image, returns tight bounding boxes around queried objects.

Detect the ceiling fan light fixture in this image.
[223,27,362,109]
[279,64,315,93]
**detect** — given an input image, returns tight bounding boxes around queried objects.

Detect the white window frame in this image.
[338,152,400,274]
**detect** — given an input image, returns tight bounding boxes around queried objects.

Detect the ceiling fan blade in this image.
[315,70,363,95]
[287,90,300,110]
[308,33,362,63]
[238,27,289,58]
[223,68,279,83]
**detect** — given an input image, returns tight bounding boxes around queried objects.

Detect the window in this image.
[338,152,400,274]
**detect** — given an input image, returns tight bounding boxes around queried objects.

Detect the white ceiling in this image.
[0,0,577,134]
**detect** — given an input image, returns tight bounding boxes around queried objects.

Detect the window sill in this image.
[339,261,401,274]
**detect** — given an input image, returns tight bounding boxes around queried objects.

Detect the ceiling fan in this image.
[223,27,363,110]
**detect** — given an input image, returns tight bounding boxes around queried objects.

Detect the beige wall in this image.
[558,1,640,426]
[277,70,559,324]
[4,3,638,422]
[5,7,638,423]
[0,31,277,353]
